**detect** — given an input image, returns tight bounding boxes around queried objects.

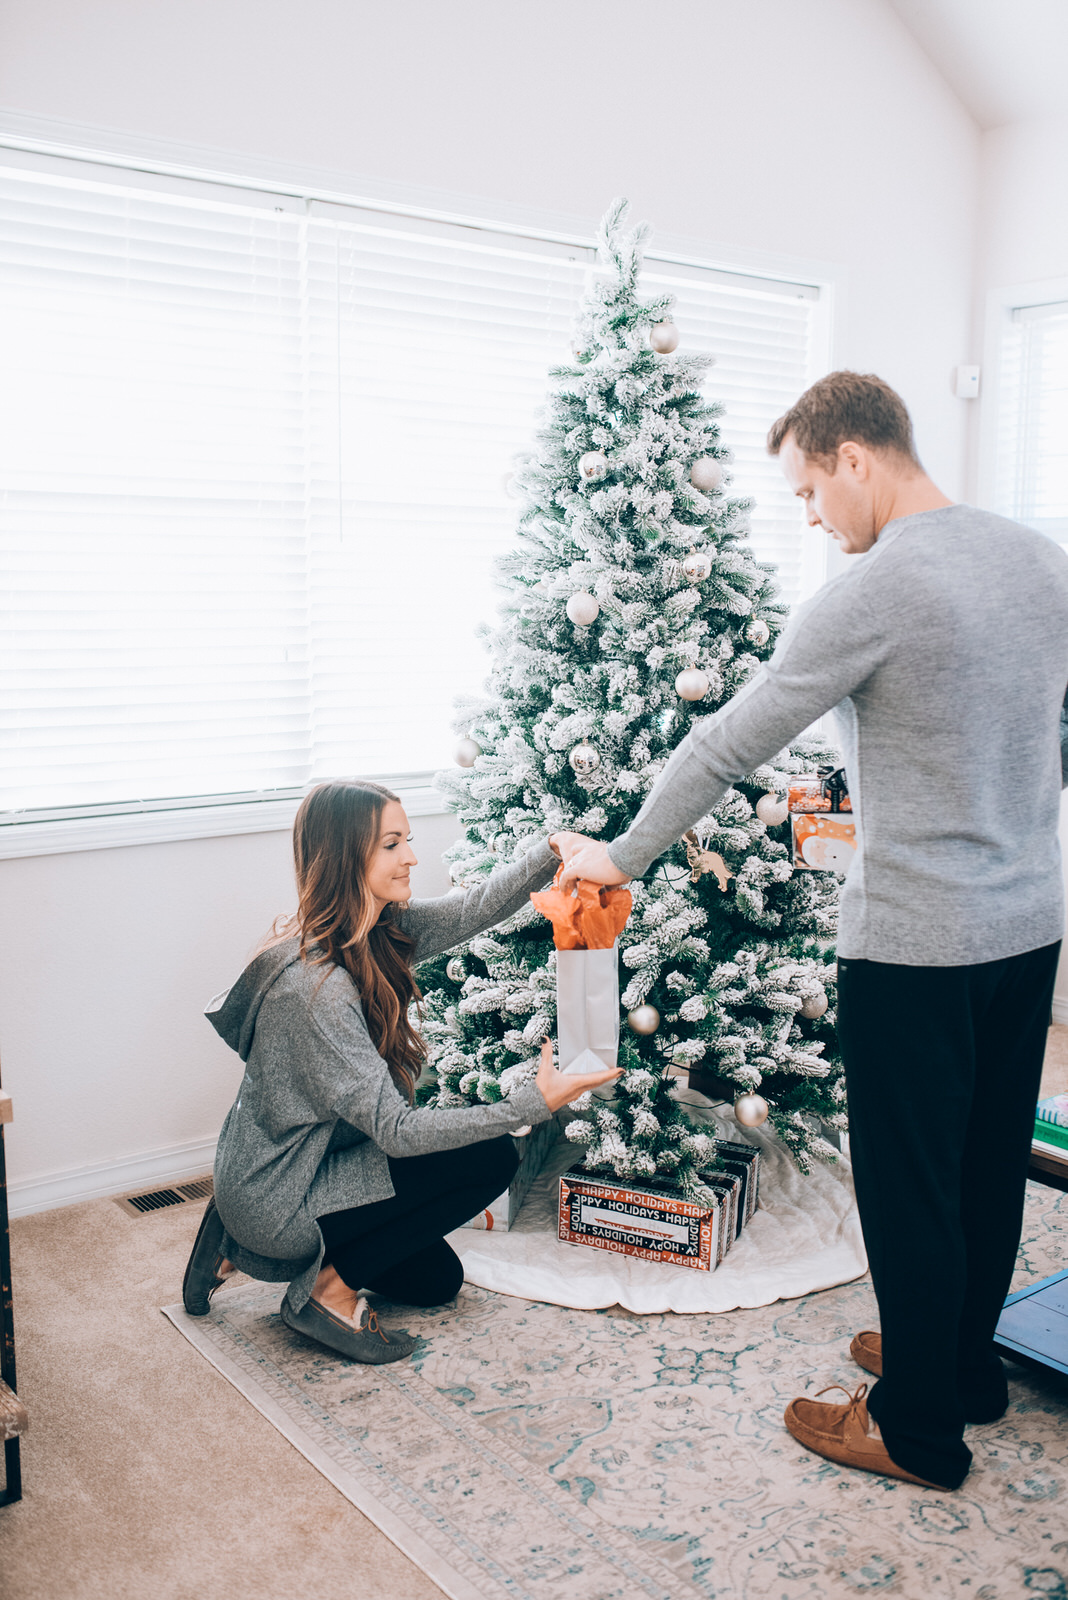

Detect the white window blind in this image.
[0,156,826,822]
[994,298,1068,544]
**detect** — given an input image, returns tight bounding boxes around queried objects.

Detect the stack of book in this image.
[1033,1094,1068,1156]
[557,1140,761,1273]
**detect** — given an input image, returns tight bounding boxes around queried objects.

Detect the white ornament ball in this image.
[755,793,789,827]
[800,990,829,1020]
[675,667,710,702]
[566,592,600,626]
[455,737,481,768]
[649,321,680,353]
[445,957,466,983]
[690,457,723,492]
[568,742,601,776]
[682,550,713,583]
[627,1004,661,1036]
[734,1092,770,1128]
[747,618,771,647]
[578,450,609,483]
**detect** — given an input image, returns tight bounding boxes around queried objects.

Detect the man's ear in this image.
[837,441,869,479]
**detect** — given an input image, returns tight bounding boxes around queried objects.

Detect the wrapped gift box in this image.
[461,1113,561,1231]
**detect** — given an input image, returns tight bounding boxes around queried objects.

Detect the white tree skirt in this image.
[450,1108,867,1314]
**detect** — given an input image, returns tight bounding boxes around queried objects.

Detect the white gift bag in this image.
[556,944,621,1075]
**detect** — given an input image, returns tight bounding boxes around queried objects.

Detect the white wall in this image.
[975,112,1068,1016]
[0,0,984,1206]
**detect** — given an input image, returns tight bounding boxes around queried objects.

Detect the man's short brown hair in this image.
[767,370,921,470]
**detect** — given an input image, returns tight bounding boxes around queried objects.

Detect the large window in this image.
[0,150,829,833]
[992,294,1068,544]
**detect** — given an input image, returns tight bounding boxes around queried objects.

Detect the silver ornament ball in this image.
[690,457,723,492]
[755,792,789,827]
[649,321,680,353]
[747,618,771,647]
[445,957,466,984]
[578,450,609,483]
[682,550,713,583]
[455,737,481,768]
[675,667,710,702]
[568,741,601,776]
[734,1092,770,1128]
[800,990,829,1020]
[566,592,600,626]
[627,1004,661,1036]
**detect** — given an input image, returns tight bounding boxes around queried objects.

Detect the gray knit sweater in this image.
[610,505,1068,966]
[206,839,557,1308]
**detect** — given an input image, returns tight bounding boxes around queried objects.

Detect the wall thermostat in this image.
[954,365,981,399]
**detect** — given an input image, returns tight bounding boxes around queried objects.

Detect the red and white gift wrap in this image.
[558,1171,722,1272]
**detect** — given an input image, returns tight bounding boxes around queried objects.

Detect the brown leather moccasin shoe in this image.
[784,1383,950,1490]
[850,1329,883,1377]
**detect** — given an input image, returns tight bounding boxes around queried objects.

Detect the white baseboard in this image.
[8,1136,218,1220]
[1053,997,1068,1026]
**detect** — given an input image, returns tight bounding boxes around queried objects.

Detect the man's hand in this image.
[535,1038,622,1113]
[556,839,631,890]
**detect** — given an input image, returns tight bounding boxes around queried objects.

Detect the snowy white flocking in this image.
[690,458,723,492]
[649,321,679,353]
[566,592,600,626]
[747,618,771,647]
[568,742,601,775]
[455,737,481,767]
[675,667,710,702]
[682,550,713,583]
[755,792,790,827]
[578,450,609,483]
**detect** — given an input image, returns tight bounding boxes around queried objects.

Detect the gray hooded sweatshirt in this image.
[206,840,557,1310]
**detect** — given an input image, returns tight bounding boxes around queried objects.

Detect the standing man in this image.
[559,371,1068,1492]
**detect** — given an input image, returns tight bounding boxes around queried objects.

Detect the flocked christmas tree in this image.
[417,201,846,1191]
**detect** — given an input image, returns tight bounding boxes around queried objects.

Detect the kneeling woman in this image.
[183,779,617,1363]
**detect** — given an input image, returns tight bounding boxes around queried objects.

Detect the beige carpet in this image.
[2,1025,1067,1599]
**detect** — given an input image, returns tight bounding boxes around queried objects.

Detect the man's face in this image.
[778,434,879,554]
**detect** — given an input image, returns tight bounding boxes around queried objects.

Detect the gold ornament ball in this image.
[627,1004,661,1036]
[747,618,771,647]
[446,957,466,983]
[675,667,710,702]
[650,321,680,353]
[566,592,600,626]
[568,741,601,776]
[455,737,481,768]
[755,792,789,827]
[690,457,723,492]
[800,990,829,1020]
[682,550,713,583]
[734,1092,770,1128]
[578,450,609,482]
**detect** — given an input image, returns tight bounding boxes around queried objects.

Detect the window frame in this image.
[978,272,1068,532]
[0,132,836,859]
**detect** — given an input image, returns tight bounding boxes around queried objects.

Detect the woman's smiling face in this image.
[365,800,418,912]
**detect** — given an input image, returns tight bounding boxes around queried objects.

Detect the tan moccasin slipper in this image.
[850,1329,883,1377]
[784,1382,950,1490]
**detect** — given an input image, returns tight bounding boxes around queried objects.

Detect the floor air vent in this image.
[115,1175,213,1217]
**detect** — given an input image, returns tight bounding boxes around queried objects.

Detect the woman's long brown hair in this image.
[283,780,426,1101]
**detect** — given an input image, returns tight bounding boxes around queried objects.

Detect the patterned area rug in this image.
[163,1182,1068,1600]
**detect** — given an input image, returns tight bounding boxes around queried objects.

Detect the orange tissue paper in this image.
[530,871,632,950]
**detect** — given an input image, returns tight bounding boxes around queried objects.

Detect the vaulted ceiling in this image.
[888,0,1068,129]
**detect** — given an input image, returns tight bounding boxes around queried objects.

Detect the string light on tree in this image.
[690,457,723,492]
[649,321,679,353]
[755,792,789,827]
[568,742,601,775]
[682,549,712,583]
[627,1004,660,1036]
[566,592,600,626]
[747,617,771,646]
[578,450,609,483]
[455,737,481,768]
[734,1092,770,1128]
[675,667,710,701]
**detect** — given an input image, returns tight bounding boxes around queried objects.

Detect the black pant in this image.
[317,1136,518,1307]
[837,940,1059,1489]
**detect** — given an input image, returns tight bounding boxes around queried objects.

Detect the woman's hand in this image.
[535,1038,622,1113]
[556,839,631,890]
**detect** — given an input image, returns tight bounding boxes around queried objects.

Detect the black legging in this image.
[317,1135,519,1307]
